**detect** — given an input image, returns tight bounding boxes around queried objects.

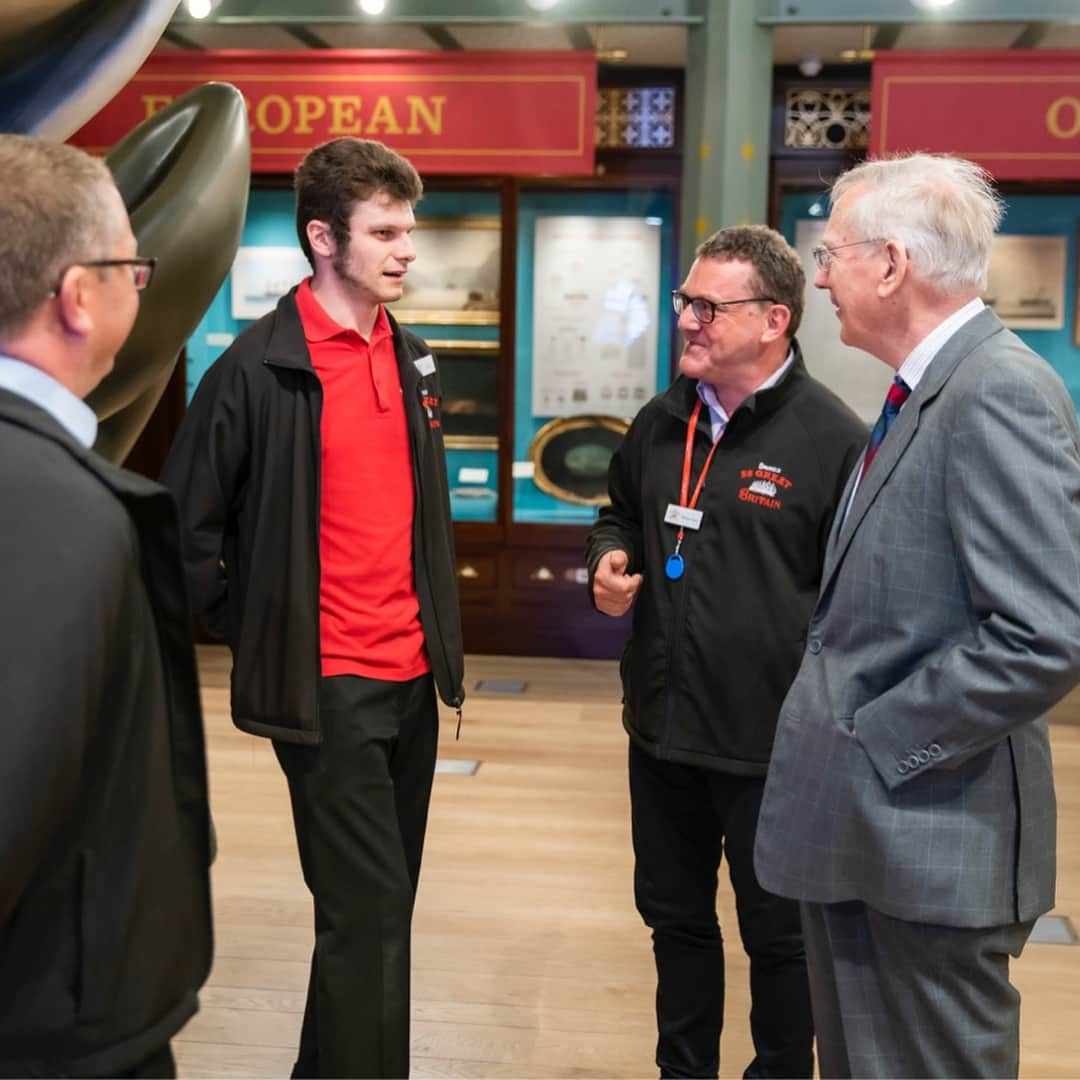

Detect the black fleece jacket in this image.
[586,346,866,774]
[162,288,465,744]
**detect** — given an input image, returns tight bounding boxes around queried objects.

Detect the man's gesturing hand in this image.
[592,549,643,617]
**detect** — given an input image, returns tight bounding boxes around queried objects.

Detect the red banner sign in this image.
[872,51,1080,180]
[71,49,596,176]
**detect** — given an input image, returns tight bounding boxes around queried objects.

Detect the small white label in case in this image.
[414,354,436,377]
[512,461,535,479]
[664,504,703,530]
[458,467,489,484]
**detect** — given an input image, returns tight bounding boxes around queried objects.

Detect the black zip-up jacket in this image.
[1,391,212,1076]
[585,346,866,774]
[162,288,465,743]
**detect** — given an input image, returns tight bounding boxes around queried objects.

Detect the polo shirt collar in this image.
[295,277,391,344]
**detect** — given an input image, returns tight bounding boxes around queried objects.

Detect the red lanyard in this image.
[674,398,720,545]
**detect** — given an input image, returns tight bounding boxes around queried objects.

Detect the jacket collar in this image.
[821,306,1006,589]
[658,338,809,427]
[0,387,166,504]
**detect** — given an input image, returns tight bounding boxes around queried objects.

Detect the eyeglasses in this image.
[811,239,885,271]
[671,290,775,324]
[51,257,157,296]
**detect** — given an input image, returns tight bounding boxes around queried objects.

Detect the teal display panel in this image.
[782,190,1080,411]
[512,188,676,525]
[185,188,501,523]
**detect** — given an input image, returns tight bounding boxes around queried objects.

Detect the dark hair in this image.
[294,138,423,266]
[695,224,805,338]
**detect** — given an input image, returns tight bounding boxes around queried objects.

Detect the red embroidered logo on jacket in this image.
[421,393,441,429]
[737,462,792,511]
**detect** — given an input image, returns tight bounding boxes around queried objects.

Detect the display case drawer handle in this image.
[529,566,555,582]
[458,564,480,580]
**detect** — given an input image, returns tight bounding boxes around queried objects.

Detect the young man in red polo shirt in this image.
[163,138,466,1078]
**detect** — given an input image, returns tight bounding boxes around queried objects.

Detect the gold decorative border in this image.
[528,414,630,507]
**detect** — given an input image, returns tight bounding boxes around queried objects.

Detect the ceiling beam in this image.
[760,0,1080,22]
[162,26,202,49]
[869,23,901,51]
[566,23,595,51]
[170,0,699,25]
[421,24,464,49]
[1010,22,1051,48]
[281,23,331,48]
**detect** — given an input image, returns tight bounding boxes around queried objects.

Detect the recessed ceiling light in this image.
[186,0,212,17]
[358,0,386,14]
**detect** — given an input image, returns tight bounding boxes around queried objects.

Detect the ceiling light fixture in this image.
[185,0,212,17]
[358,0,386,14]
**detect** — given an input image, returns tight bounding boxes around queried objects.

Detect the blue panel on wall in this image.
[513,188,677,525]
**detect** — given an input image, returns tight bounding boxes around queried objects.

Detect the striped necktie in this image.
[861,375,911,478]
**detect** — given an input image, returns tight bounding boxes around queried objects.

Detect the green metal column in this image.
[681,0,773,269]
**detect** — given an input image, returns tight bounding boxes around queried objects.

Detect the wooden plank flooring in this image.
[175,648,1080,1077]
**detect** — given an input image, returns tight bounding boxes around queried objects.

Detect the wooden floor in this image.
[175,647,1080,1078]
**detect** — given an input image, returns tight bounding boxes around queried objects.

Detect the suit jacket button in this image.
[918,749,930,763]
[808,638,822,654]
[897,761,909,775]
[907,754,921,769]
[929,743,943,757]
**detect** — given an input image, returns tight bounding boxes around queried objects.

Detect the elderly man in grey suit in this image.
[754,152,1080,1079]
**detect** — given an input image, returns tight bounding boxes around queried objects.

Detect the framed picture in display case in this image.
[528,414,630,506]
[983,234,1066,331]
[432,340,499,449]
[390,217,501,325]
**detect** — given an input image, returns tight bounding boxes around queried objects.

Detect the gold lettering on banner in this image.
[1047,96,1080,140]
[255,94,291,135]
[294,95,327,134]
[135,89,449,139]
[365,95,403,135]
[328,95,363,135]
[406,95,446,135]
[141,94,175,120]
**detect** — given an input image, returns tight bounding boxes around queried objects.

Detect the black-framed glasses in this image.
[51,257,157,296]
[811,239,885,271]
[671,290,775,324]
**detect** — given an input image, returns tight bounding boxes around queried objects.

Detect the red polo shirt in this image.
[295,279,429,681]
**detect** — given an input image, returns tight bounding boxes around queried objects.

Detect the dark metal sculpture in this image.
[1,1,251,462]
[90,85,251,462]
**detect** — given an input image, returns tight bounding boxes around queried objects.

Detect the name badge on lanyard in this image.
[665,398,719,581]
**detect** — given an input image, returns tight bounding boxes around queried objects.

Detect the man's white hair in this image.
[831,153,1003,294]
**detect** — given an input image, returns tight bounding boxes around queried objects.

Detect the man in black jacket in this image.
[0,135,212,1078]
[586,225,865,1079]
[162,137,466,1079]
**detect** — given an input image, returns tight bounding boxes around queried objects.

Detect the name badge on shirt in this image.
[413,354,436,377]
[664,504,703,530]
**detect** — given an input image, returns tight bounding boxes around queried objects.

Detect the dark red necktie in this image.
[861,375,911,478]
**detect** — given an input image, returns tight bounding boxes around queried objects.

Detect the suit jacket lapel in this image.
[820,307,1005,599]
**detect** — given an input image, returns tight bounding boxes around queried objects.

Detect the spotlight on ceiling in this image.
[358,0,386,13]
[798,55,823,77]
[185,0,212,17]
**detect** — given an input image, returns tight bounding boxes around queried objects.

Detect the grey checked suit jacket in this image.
[754,308,1080,929]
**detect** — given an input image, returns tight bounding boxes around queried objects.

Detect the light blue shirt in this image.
[0,353,97,447]
[696,348,796,443]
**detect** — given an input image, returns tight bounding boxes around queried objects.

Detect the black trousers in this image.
[274,672,438,1079]
[629,744,813,1079]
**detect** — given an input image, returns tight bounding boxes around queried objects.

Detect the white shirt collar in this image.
[0,354,98,447]
[896,298,985,392]
[696,347,796,442]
